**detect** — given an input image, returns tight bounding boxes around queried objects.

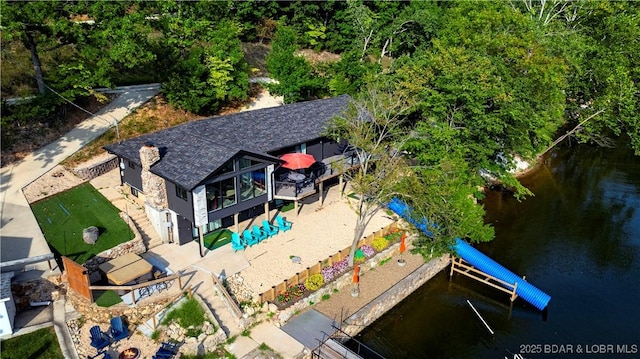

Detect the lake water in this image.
[354,143,640,358]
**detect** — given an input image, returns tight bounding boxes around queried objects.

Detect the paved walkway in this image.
[0,84,160,274]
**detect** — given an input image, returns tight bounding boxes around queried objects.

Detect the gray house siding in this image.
[122,159,143,191]
[305,140,323,161]
[166,181,195,223]
[324,140,345,157]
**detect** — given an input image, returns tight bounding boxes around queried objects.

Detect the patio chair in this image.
[153,342,179,359]
[89,325,111,351]
[231,232,246,252]
[243,229,259,247]
[252,225,268,242]
[262,220,279,237]
[275,215,292,232]
[87,350,111,359]
[139,283,154,297]
[109,316,129,342]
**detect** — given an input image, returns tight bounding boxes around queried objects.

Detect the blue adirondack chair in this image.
[262,220,279,237]
[153,342,179,359]
[109,316,128,342]
[243,230,259,247]
[275,215,292,232]
[87,351,112,359]
[252,225,268,242]
[89,325,111,351]
[231,232,245,251]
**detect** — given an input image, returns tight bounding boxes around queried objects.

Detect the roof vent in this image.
[144,141,155,147]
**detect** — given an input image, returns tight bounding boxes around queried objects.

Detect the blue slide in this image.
[388,198,551,311]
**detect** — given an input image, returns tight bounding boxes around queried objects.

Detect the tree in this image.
[162,20,248,114]
[154,1,249,114]
[391,2,567,196]
[265,24,324,102]
[325,86,412,267]
[1,0,76,94]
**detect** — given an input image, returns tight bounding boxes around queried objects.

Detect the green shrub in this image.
[354,249,366,263]
[372,237,389,252]
[304,273,325,291]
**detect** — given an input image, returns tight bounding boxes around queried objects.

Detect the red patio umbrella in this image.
[280,153,316,170]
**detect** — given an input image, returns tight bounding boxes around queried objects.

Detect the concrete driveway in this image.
[0,85,160,275]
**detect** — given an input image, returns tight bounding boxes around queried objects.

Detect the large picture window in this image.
[239,157,261,170]
[205,177,236,212]
[240,169,267,202]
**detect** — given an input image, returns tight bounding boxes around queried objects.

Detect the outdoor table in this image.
[99,252,153,286]
[287,172,306,182]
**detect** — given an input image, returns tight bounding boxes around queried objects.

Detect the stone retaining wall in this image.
[178,293,228,356]
[340,255,451,337]
[67,287,181,326]
[73,155,118,180]
[83,212,146,277]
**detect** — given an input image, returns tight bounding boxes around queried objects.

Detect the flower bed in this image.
[272,229,407,308]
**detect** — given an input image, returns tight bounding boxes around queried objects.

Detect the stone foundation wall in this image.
[340,255,451,337]
[83,212,146,276]
[73,155,118,180]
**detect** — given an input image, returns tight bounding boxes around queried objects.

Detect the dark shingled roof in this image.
[105,95,352,190]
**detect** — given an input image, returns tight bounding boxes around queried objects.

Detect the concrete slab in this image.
[227,335,259,358]
[192,244,250,279]
[281,309,338,350]
[250,321,306,358]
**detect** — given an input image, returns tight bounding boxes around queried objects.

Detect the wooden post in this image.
[178,276,183,289]
[319,181,324,206]
[234,213,240,233]
[131,290,136,304]
[295,200,299,216]
[264,202,270,221]
[339,175,344,197]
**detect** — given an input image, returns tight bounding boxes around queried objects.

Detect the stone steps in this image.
[109,196,164,250]
[190,269,243,338]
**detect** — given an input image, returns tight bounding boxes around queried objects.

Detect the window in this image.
[239,157,261,170]
[176,186,188,200]
[240,169,267,202]
[192,219,221,238]
[128,160,136,169]
[217,160,234,175]
[295,143,307,154]
[130,187,139,197]
[205,177,236,211]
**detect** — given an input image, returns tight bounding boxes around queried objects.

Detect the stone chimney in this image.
[140,142,168,209]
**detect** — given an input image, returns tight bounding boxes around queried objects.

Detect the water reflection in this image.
[355,142,640,359]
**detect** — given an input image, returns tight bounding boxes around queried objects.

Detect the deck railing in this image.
[89,272,183,305]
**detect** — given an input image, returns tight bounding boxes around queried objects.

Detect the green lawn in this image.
[200,229,233,250]
[0,326,64,359]
[94,289,123,307]
[31,183,133,264]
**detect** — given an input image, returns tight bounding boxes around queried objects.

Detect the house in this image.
[104,95,358,247]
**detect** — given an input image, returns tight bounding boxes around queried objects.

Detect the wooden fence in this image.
[258,221,398,304]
